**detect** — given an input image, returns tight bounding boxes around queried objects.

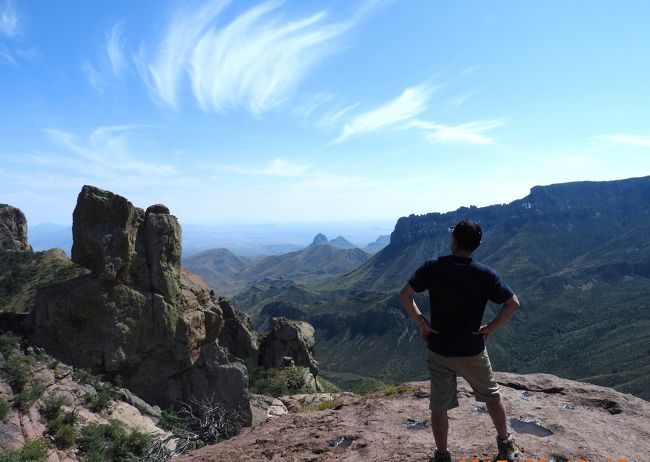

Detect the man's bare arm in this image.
[399,283,436,339]
[474,294,520,340]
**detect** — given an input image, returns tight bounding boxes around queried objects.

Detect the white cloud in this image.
[107,23,126,75]
[451,92,474,107]
[0,0,19,37]
[137,0,368,115]
[0,43,16,64]
[591,133,650,148]
[318,103,360,128]
[83,22,129,91]
[82,62,105,93]
[292,93,335,119]
[407,118,505,145]
[334,84,437,143]
[213,158,311,177]
[45,126,177,177]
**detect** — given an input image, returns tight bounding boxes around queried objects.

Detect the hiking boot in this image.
[494,434,519,461]
[429,449,452,462]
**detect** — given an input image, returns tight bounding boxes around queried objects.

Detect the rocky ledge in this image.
[176,372,650,461]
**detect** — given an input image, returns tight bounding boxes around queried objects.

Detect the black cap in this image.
[452,219,482,252]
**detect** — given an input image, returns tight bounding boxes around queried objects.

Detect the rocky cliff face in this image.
[28,186,250,422]
[0,204,31,252]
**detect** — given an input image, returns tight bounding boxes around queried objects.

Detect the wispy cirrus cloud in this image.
[333,84,437,143]
[407,118,505,145]
[332,82,505,145]
[212,158,311,177]
[591,133,650,148]
[451,92,474,107]
[83,22,128,92]
[106,23,126,75]
[0,0,19,37]
[45,126,177,177]
[137,0,375,115]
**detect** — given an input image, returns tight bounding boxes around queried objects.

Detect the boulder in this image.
[259,317,318,377]
[0,204,31,252]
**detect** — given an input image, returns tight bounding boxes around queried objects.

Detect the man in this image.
[399,219,520,462]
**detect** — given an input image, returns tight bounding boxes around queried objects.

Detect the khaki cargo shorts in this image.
[427,349,501,411]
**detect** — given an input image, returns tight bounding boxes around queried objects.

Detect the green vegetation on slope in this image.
[0,249,88,314]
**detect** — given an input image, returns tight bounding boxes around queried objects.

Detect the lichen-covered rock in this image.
[29,185,251,423]
[0,204,31,252]
[71,185,146,284]
[71,185,182,303]
[259,317,318,377]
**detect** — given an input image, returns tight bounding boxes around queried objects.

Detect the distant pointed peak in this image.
[329,236,357,249]
[310,233,329,246]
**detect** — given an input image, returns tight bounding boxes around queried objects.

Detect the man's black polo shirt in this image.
[408,255,514,357]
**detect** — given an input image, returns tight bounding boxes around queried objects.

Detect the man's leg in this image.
[430,410,449,453]
[486,399,508,439]
[427,351,459,458]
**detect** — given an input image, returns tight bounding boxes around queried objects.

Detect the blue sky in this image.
[1,0,649,226]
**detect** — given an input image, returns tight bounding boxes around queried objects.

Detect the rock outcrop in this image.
[217,299,259,366]
[259,317,319,378]
[176,372,650,461]
[0,204,31,252]
[28,186,250,422]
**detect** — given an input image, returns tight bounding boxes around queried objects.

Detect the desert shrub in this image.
[78,420,152,462]
[73,368,100,388]
[0,332,21,357]
[158,408,181,431]
[15,379,45,411]
[4,355,32,392]
[317,399,342,411]
[40,394,76,449]
[0,438,48,462]
[52,423,76,449]
[178,396,241,445]
[249,367,310,397]
[85,382,116,412]
[73,368,117,412]
[350,377,386,395]
[297,398,342,413]
[383,384,419,396]
[39,393,70,421]
[0,398,9,423]
[144,396,242,461]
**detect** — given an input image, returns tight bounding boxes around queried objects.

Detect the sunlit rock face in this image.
[0,204,31,252]
[32,185,251,423]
